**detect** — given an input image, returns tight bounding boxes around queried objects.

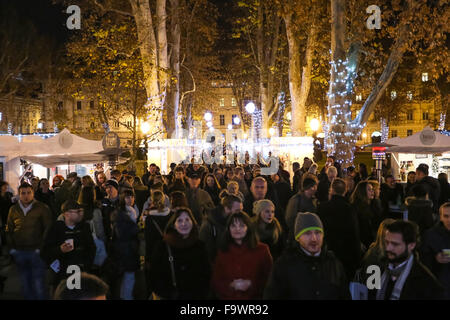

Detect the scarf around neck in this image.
[376,254,414,300]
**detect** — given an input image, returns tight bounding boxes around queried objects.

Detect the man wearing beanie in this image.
[264,212,349,300]
[285,176,318,244]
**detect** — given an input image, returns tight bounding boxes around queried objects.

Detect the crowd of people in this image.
[0,155,449,300]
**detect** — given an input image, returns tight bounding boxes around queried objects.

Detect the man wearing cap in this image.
[264,212,349,300]
[41,200,96,291]
[101,179,120,245]
[186,172,214,225]
[285,176,318,244]
[6,182,53,299]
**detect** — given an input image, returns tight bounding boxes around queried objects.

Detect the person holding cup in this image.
[41,200,96,295]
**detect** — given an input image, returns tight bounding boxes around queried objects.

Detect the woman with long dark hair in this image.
[109,189,140,300]
[350,181,378,251]
[202,173,222,206]
[211,212,273,300]
[150,207,210,300]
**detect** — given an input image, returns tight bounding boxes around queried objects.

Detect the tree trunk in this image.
[168,0,180,138]
[129,0,164,135]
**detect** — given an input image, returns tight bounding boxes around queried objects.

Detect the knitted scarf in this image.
[376,254,414,300]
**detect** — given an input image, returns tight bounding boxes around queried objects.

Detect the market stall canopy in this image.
[386,127,450,154]
[21,152,128,167]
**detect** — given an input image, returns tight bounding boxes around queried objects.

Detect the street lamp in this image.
[141,121,151,134]
[269,127,275,137]
[228,124,233,130]
[233,117,241,125]
[204,112,213,122]
[310,118,320,133]
[245,102,255,114]
[206,121,213,128]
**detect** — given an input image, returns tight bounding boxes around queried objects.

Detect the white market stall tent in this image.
[0,129,118,186]
[385,127,450,180]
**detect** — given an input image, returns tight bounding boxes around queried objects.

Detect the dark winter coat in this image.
[263,243,350,300]
[199,205,229,263]
[316,179,331,204]
[273,178,292,212]
[110,208,140,273]
[35,189,57,220]
[285,193,317,243]
[251,216,286,262]
[318,195,362,280]
[144,208,173,263]
[380,183,404,217]
[0,192,13,228]
[41,220,96,279]
[417,176,441,213]
[405,196,435,236]
[150,230,211,300]
[203,185,221,207]
[438,179,450,207]
[352,200,377,250]
[54,180,72,216]
[372,254,444,300]
[100,197,119,249]
[186,187,215,225]
[420,222,450,299]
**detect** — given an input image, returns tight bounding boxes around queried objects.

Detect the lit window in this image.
[58,101,63,111]
[422,112,429,120]
[220,115,225,126]
[356,94,362,102]
[127,121,132,127]
[407,91,413,101]
[407,130,413,136]
[422,73,428,82]
[115,121,120,128]
[0,112,2,121]
[77,101,82,110]
[231,98,237,106]
[219,98,225,107]
[90,122,95,128]
[391,130,397,138]
[90,101,95,109]
[391,90,397,100]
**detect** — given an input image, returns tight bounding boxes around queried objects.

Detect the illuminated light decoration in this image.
[204,112,213,122]
[206,121,213,128]
[422,72,428,82]
[407,91,413,101]
[326,57,363,166]
[380,118,389,143]
[245,102,256,114]
[227,124,233,130]
[362,132,367,139]
[356,94,362,101]
[439,113,446,131]
[391,90,397,100]
[286,112,292,121]
[269,127,275,136]
[233,117,241,125]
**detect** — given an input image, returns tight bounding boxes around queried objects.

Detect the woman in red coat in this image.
[211,211,273,300]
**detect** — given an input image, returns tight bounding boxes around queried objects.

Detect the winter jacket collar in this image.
[163,229,199,249]
[148,207,171,216]
[19,200,36,216]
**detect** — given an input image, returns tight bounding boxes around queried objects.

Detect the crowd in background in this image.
[0,154,449,300]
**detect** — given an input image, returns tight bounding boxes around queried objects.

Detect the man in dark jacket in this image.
[318,178,361,280]
[264,212,350,300]
[6,183,52,300]
[416,164,440,214]
[420,203,450,299]
[405,184,434,236]
[285,177,318,243]
[186,173,214,225]
[142,163,158,188]
[41,200,96,288]
[199,194,243,262]
[380,175,405,218]
[374,220,443,300]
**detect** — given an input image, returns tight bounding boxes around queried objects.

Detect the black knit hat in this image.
[302,177,317,191]
[105,179,119,191]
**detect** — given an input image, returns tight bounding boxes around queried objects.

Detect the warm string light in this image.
[439,113,446,131]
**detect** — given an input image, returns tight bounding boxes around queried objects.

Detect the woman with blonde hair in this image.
[226,181,245,202]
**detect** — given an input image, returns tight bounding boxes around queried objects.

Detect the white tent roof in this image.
[386,127,450,154]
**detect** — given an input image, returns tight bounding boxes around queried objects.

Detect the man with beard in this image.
[374,220,443,300]
[264,212,349,299]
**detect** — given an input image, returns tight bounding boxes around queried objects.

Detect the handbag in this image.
[151,220,180,300]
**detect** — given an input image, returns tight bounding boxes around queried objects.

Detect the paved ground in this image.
[0,256,23,300]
